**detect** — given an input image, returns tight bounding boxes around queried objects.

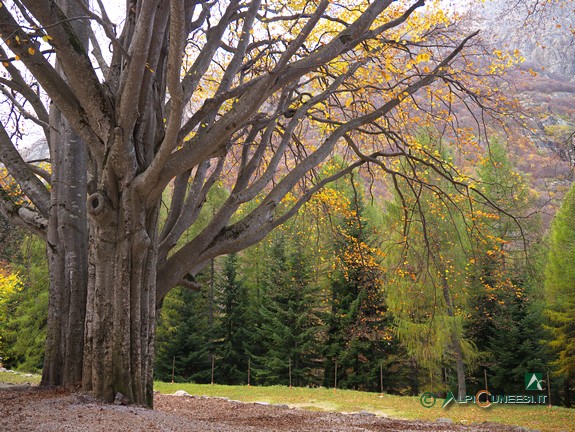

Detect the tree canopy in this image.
[0,0,526,405]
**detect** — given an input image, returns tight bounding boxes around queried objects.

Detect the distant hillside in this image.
[475,0,575,78]
[468,0,575,219]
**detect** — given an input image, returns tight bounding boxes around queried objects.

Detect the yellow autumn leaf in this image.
[415,52,431,63]
[28,47,35,55]
[14,54,20,61]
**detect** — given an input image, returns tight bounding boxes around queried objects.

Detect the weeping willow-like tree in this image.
[383,139,482,400]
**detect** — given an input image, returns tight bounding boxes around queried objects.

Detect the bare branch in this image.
[158,157,225,265]
[0,191,47,239]
[0,124,50,216]
[156,26,481,295]
[139,0,418,201]
[0,6,103,154]
[0,45,50,137]
[0,84,49,130]
[273,0,329,71]
[87,24,109,76]
[116,0,160,139]
[176,0,241,113]
[19,0,112,141]
[73,0,130,61]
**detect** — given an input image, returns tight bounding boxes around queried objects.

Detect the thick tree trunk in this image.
[42,112,88,388]
[41,0,90,390]
[82,188,159,406]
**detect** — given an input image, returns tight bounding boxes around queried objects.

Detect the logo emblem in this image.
[525,373,543,391]
[419,392,436,408]
[442,391,456,408]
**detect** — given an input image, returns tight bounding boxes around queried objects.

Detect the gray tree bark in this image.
[42,110,88,387]
[41,0,89,389]
[82,188,159,405]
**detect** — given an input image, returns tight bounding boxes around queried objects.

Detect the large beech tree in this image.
[0,0,500,405]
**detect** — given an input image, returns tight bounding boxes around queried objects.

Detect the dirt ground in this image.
[0,384,534,432]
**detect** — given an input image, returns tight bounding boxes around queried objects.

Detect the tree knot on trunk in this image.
[87,192,116,225]
[87,192,106,215]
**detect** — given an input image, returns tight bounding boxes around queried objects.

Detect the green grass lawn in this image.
[154,382,575,432]
[2,372,572,432]
[0,370,41,385]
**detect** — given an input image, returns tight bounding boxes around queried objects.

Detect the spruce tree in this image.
[154,284,213,383]
[485,290,547,393]
[322,176,394,391]
[250,232,320,387]
[213,253,252,385]
[154,186,229,383]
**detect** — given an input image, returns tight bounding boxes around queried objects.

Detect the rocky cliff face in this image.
[460,1,575,218]
[473,0,575,79]
[19,138,49,163]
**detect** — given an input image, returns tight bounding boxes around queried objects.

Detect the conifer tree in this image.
[213,253,252,385]
[545,182,575,407]
[321,175,394,391]
[154,284,213,383]
[383,138,478,399]
[251,231,320,386]
[485,290,547,393]
[0,238,49,372]
[154,186,229,383]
